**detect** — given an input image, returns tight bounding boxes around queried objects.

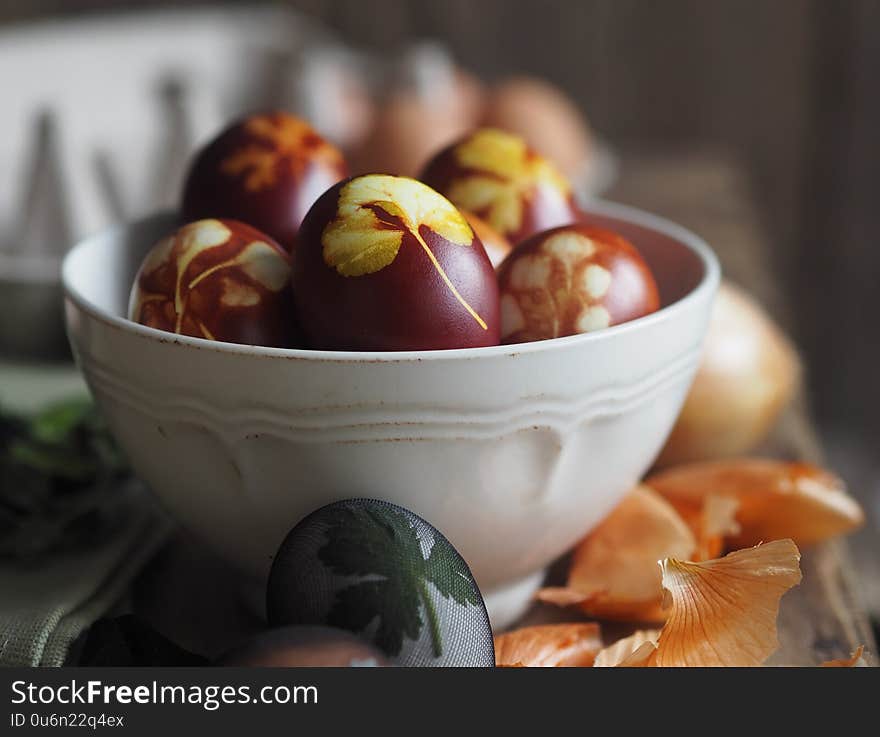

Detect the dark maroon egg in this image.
[181,112,349,251]
[218,626,388,667]
[292,174,501,351]
[128,218,293,347]
[497,223,660,343]
[419,127,581,245]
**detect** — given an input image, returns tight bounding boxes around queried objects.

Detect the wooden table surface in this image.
[133,151,877,666]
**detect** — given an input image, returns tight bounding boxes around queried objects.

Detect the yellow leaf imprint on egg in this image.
[447,128,570,236]
[321,175,487,330]
[221,114,343,191]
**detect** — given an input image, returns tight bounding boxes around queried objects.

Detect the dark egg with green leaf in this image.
[292,174,501,351]
[266,499,494,667]
[181,112,349,252]
[218,626,388,667]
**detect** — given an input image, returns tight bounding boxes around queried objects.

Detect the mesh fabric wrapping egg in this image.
[497,223,660,343]
[181,112,349,251]
[219,626,389,667]
[420,127,581,245]
[266,499,495,667]
[128,218,293,347]
[292,174,500,351]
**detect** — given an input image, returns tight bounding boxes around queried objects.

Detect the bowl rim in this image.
[62,198,721,363]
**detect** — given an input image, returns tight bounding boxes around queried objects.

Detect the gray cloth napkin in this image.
[0,487,171,666]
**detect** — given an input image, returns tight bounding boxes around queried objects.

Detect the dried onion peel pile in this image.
[537,486,698,622]
[538,458,863,624]
[537,485,739,621]
[646,458,865,549]
[494,623,602,667]
[626,539,802,667]
[499,541,808,667]
[821,647,866,667]
[503,454,868,668]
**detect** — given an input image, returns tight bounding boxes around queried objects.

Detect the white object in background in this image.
[0,6,329,241]
[63,200,719,628]
[0,361,86,413]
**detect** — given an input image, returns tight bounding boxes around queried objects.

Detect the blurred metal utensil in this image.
[0,109,71,361]
[10,110,71,255]
[148,74,192,211]
[93,149,127,224]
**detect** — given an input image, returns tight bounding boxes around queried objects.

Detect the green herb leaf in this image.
[29,398,95,444]
[0,397,130,560]
[425,541,480,607]
[317,503,478,658]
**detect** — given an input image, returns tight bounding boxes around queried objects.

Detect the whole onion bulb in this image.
[656,281,800,467]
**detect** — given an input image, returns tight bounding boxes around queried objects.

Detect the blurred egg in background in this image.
[482,75,594,182]
[350,42,485,176]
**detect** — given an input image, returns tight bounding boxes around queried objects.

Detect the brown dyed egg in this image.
[181,112,348,251]
[351,73,483,178]
[218,626,389,667]
[420,127,581,245]
[350,44,484,177]
[129,218,293,347]
[293,174,500,351]
[497,223,660,343]
[462,210,512,268]
[482,76,594,181]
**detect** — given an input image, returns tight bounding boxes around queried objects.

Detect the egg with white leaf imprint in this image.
[496,223,660,343]
[128,218,294,347]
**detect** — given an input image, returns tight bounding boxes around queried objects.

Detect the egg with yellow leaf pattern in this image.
[181,112,349,251]
[293,174,500,351]
[420,128,581,245]
[129,218,294,347]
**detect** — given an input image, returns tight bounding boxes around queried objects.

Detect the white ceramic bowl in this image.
[62,202,719,627]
